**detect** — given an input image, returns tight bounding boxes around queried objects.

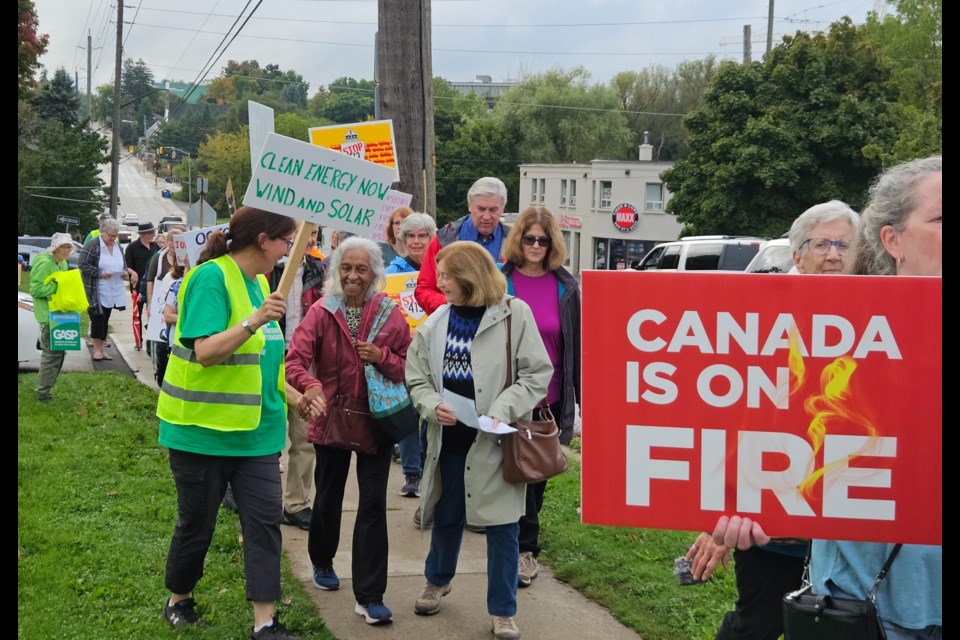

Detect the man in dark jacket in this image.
[414,177,508,315]
[123,222,159,350]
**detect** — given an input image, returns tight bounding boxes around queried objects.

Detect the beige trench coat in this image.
[406,296,553,527]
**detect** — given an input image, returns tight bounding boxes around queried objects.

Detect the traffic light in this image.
[158,146,164,156]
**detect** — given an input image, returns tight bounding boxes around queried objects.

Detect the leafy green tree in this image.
[435,118,519,223]
[196,127,251,214]
[274,112,329,141]
[494,67,631,163]
[19,121,109,235]
[30,68,80,128]
[662,19,899,237]
[432,77,487,145]
[18,0,48,99]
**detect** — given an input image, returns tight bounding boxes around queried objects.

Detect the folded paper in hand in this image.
[442,390,517,434]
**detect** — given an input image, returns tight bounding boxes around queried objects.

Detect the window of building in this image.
[570,180,577,206]
[539,178,546,203]
[560,179,568,206]
[644,183,664,211]
[600,181,612,208]
[531,178,538,203]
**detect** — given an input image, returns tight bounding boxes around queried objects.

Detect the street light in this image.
[166,147,192,205]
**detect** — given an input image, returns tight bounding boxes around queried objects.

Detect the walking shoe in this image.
[413,506,433,529]
[400,474,421,497]
[281,507,312,531]
[163,597,204,629]
[355,601,393,625]
[391,444,401,463]
[414,581,451,615]
[518,551,539,588]
[250,616,302,640]
[491,615,521,640]
[312,565,340,591]
[465,523,486,534]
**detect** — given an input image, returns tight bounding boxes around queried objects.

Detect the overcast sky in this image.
[32,0,881,96]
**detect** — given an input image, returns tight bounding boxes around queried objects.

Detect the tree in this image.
[661,19,900,237]
[493,67,631,163]
[432,77,487,145]
[274,112,329,141]
[18,121,109,235]
[90,84,114,123]
[435,118,519,223]
[30,68,81,128]
[18,0,48,99]
[196,127,251,214]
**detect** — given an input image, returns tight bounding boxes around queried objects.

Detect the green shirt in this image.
[83,229,101,245]
[158,265,286,456]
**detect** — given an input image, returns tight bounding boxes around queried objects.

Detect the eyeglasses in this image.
[521,235,551,248]
[801,238,850,256]
[283,238,295,251]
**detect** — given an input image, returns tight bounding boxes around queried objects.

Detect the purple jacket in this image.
[285,291,410,444]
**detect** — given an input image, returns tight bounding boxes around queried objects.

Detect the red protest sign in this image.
[580,271,942,545]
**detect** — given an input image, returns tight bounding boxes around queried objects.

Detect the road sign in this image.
[196,178,209,194]
[57,215,80,225]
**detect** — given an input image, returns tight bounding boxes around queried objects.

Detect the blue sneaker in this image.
[355,601,393,625]
[312,565,340,591]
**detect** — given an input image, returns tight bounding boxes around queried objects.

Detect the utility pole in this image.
[743,25,752,64]
[377,0,436,217]
[87,32,92,123]
[766,0,775,55]
[109,1,123,219]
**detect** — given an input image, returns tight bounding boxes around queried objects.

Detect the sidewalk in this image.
[67,302,641,640]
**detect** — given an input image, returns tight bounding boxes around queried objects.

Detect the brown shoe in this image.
[414,581,451,616]
[491,615,520,640]
[518,551,538,588]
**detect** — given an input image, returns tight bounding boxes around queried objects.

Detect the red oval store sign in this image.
[612,203,639,232]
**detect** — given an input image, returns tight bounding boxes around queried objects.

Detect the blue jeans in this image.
[424,450,519,617]
[398,418,427,477]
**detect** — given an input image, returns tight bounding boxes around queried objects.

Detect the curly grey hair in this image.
[788,200,859,254]
[848,155,942,276]
[323,236,386,300]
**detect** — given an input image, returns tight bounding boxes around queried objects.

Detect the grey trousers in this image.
[36,324,65,400]
[282,407,316,513]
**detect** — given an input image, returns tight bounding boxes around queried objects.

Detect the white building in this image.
[517,140,683,275]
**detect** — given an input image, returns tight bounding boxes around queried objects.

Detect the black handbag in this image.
[782,543,902,640]
[499,299,569,484]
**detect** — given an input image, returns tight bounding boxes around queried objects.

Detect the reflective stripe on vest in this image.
[156,254,268,431]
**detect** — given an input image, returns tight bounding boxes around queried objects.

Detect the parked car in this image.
[159,215,186,234]
[18,291,42,366]
[122,212,140,226]
[635,236,766,272]
[17,236,83,271]
[117,225,133,244]
[744,237,793,273]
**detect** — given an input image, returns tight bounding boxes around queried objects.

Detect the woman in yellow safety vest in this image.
[156,206,319,640]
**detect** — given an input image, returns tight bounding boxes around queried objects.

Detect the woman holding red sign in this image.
[713,155,942,639]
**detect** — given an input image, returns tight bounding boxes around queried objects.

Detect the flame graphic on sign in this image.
[788,333,883,499]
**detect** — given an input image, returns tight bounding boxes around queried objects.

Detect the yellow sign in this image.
[128,145,134,153]
[308,120,399,182]
[384,272,425,329]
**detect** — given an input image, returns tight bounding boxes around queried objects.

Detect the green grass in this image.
[19,372,737,640]
[18,371,334,640]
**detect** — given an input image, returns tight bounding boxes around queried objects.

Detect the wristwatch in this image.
[241,318,257,335]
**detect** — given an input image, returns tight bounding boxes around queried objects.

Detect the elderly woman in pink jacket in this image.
[285,236,410,627]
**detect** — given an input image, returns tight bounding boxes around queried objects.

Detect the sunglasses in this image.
[521,235,551,248]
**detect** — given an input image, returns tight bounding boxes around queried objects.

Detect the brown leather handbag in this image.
[500,299,569,484]
[319,333,377,455]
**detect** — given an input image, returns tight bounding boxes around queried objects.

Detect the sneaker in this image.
[355,601,393,625]
[465,523,486,534]
[414,581,451,616]
[413,506,433,529]
[163,597,203,629]
[491,615,520,640]
[312,565,340,591]
[222,485,238,512]
[251,616,302,640]
[400,474,421,497]
[281,507,312,531]
[518,551,539,588]
[391,444,401,463]
[36,393,53,403]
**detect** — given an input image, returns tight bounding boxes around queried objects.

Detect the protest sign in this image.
[181,223,230,270]
[371,190,413,243]
[384,272,426,329]
[580,271,942,545]
[308,120,399,182]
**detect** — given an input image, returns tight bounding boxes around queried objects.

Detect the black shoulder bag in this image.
[782,543,902,640]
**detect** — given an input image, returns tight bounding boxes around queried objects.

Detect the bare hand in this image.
[712,515,771,550]
[100,272,112,280]
[355,340,383,364]
[299,385,327,421]
[253,291,286,327]
[435,402,457,426]
[685,532,730,581]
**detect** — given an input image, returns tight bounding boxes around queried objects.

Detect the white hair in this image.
[323,236,386,300]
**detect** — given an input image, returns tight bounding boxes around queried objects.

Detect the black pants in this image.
[517,400,562,557]
[715,546,805,640]
[154,342,171,386]
[164,449,283,602]
[309,442,391,604]
[89,308,113,340]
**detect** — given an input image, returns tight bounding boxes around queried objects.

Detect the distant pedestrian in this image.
[83,212,111,245]
[29,233,77,401]
[124,222,159,351]
[79,218,135,361]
